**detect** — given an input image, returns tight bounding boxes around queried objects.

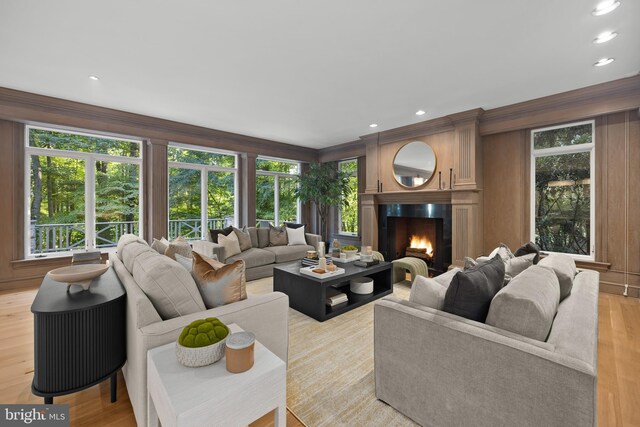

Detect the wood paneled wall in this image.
[483,111,640,296]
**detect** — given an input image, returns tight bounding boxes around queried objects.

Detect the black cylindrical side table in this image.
[31,265,126,404]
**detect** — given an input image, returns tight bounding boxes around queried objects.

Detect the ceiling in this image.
[1,1,638,149]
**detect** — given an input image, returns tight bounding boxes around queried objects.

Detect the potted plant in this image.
[176,317,229,367]
[295,161,353,240]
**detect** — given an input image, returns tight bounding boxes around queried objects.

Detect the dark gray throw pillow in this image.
[443,255,505,323]
[209,226,233,244]
[514,241,542,264]
[233,226,253,252]
[284,222,306,229]
[269,224,288,246]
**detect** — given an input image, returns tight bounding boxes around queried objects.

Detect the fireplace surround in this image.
[378,204,452,276]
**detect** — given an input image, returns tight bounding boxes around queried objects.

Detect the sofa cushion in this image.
[150,238,169,254]
[218,231,242,258]
[443,255,505,322]
[409,276,447,310]
[538,254,577,301]
[192,252,247,308]
[233,226,253,251]
[269,224,288,246]
[433,267,461,288]
[132,250,206,320]
[164,236,192,260]
[486,265,560,341]
[263,244,315,263]
[514,241,542,264]
[117,234,148,261]
[209,225,233,244]
[226,247,275,269]
[121,241,157,274]
[286,225,307,246]
[257,227,270,248]
[246,227,259,248]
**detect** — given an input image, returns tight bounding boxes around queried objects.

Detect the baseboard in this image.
[599,281,640,298]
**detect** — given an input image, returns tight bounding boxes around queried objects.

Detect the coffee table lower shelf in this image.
[273,262,393,321]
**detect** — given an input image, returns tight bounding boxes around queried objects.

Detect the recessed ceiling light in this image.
[416,110,426,116]
[369,123,378,128]
[593,31,618,43]
[594,58,615,66]
[592,0,620,16]
[89,75,100,81]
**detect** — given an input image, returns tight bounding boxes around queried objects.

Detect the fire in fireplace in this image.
[406,235,434,261]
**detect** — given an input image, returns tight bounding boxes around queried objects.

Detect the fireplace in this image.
[378,204,452,276]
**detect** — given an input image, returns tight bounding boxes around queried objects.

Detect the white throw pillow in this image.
[218,231,242,257]
[287,225,307,246]
[409,275,447,310]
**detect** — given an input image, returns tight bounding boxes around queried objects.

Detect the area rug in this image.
[248,278,418,427]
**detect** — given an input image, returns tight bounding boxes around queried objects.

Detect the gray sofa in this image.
[111,235,289,427]
[374,263,598,427]
[193,226,321,281]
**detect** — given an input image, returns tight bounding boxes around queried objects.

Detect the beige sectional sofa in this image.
[193,226,321,281]
[375,256,598,427]
[111,235,289,427]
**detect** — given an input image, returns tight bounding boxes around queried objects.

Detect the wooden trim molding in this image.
[360,108,484,146]
[480,75,640,136]
[318,140,364,163]
[0,87,319,162]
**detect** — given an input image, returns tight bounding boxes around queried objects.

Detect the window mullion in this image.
[201,168,208,239]
[86,156,96,250]
[274,175,280,225]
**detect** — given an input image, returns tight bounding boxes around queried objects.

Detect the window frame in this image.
[338,159,358,236]
[530,120,595,261]
[255,156,301,226]
[24,125,143,258]
[167,143,238,239]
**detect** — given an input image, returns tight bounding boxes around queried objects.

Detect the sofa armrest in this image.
[139,292,289,363]
[374,296,596,427]
[305,233,321,250]
[192,239,226,262]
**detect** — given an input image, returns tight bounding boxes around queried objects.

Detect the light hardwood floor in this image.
[1,287,638,426]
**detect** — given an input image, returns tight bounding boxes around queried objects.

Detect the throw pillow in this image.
[286,225,307,246]
[443,255,505,322]
[164,236,192,260]
[269,224,288,246]
[192,252,247,308]
[538,254,577,301]
[514,241,542,264]
[233,226,253,252]
[209,225,233,244]
[174,253,193,272]
[150,237,169,254]
[284,222,306,229]
[116,233,148,260]
[218,231,242,258]
[487,243,515,262]
[463,256,477,270]
[486,265,560,341]
[506,253,536,278]
[409,275,447,310]
[132,250,205,320]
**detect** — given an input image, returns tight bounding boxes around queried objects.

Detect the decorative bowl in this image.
[176,337,227,367]
[343,249,358,259]
[47,264,109,290]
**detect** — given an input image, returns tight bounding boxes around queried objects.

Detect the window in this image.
[26,126,142,256]
[339,159,358,235]
[256,158,300,226]
[531,121,595,259]
[168,145,237,239]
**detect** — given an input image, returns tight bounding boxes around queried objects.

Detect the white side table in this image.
[147,324,286,427]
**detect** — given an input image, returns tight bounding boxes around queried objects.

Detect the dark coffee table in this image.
[273,261,393,321]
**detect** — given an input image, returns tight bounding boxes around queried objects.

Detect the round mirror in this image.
[392,141,437,188]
